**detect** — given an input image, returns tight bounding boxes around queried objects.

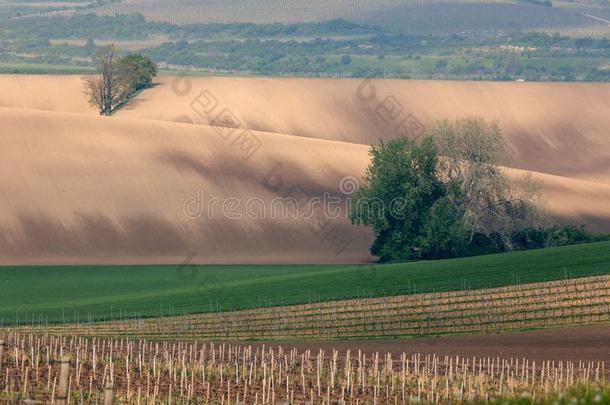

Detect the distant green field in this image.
[0,62,213,77]
[1,241,609,326]
[0,62,94,75]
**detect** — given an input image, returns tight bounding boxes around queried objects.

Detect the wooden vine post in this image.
[0,339,5,376]
[104,383,115,405]
[56,354,71,405]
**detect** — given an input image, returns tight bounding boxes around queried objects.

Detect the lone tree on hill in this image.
[84,45,157,115]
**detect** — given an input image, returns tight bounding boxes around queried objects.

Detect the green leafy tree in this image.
[420,197,468,259]
[350,117,549,262]
[115,53,158,93]
[349,137,445,262]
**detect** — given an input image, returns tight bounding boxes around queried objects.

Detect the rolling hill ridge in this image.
[0,75,609,264]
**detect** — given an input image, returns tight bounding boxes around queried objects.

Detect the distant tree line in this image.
[5,14,372,41]
[518,0,553,6]
[2,13,610,81]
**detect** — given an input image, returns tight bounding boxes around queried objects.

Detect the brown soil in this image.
[0,75,609,264]
[240,325,610,364]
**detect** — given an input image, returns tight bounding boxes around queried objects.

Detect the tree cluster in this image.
[349,117,598,262]
[84,46,157,115]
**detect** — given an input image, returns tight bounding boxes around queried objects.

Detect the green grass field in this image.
[1,241,609,326]
[0,62,95,75]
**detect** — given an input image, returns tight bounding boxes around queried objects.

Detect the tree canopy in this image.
[349,117,557,262]
[350,137,445,262]
[115,54,158,92]
[84,46,157,115]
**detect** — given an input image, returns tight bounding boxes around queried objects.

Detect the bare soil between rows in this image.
[229,325,610,364]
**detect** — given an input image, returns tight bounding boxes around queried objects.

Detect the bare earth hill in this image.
[118,76,610,185]
[0,75,608,264]
[0,107,373,264]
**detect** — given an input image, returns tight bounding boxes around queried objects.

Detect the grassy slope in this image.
[1,241,609,325]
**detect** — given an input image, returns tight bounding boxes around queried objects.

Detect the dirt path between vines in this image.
[239,325,610,364]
